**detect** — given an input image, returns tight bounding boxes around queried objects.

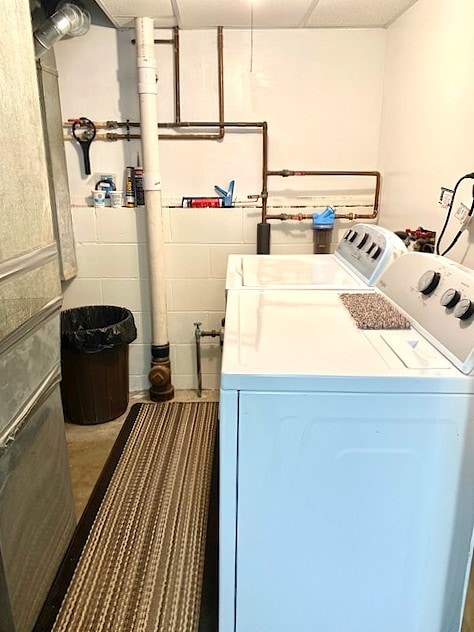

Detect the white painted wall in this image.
[57,27,386,201]
[56,27,386,391]
[378,0,474,264]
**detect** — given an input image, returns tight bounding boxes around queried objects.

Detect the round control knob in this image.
[417,270,441,295]
[357,233,369,249]
[453,299,474,321]
[440,288,461,309]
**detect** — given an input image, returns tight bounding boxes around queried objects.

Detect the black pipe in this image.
[152,343,170,360]
[257,222,271,254]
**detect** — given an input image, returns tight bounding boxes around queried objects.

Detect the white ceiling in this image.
[93,0,420,30]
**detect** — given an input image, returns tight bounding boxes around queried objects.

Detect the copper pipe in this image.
[162,27,225,140]
[158,132,223,140]
[262,122,268,223]
[132,27,225,140]
[63,132,122,141]
[266,213,312,221]
[174,27,181,124]
[158,121,261,128]
[68,119,261,130]
[265,212,357,221]
[65,119,268,205]
[65,121,266,133]
[217,26,224,135]
[265,169,381,221]
[350,212,377,219]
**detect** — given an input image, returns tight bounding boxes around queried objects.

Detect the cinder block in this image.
[131,312,152,344]
[61,278,102,309]
[101,279,151,312]
[210,244,255,278]
[167,311,209,344]
[76,244,149,278]
[269,221,314,245]
[169,208,243,244]
[170,279,225,311]
[173,342,221,374]
[129,343,149,376]
[164,244,210,278]
[170,373,221,391]
[162,208,172,242]
[129,375,149,392]
[207,312,226,331]
[202,373,221,390]
[95,208,147,243]
[172,374,197,390]
[71,208,96,243]
[242,208,261,245]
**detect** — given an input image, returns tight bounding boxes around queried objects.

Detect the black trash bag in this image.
[61,305,137,353]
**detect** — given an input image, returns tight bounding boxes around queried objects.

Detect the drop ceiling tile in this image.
[177,0,313,29]
[176,0,251,28]
[305,0,419,28]
[251,0,315,28]
[93,0,421,29]
[94,0,176,28]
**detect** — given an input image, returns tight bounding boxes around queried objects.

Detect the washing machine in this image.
[226,223,406,293]
[219,252,474,632]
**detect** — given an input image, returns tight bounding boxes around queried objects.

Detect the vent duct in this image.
[33,2,90,59]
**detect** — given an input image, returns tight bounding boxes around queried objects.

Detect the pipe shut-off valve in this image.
[194,321,225,397]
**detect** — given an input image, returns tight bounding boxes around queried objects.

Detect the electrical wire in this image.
[436,173,474,256]
[439,196,474,257]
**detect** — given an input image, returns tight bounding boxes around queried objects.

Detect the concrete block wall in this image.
[62,201,373,392]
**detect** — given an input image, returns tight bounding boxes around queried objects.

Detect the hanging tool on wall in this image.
[71,117,96,175]
[182,180,234,208]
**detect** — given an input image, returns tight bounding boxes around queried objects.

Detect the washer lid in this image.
[221,289,470,393]
[226,254,364,291]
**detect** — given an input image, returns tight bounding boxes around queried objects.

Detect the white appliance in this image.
[219,252,474,632]
[226,223,406,292]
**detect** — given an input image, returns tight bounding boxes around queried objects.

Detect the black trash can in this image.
[60,306,137,424]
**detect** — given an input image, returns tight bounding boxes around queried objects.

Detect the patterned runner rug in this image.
[34,401,218,632]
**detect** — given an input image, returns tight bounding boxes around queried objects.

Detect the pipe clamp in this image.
[144,173,161,190]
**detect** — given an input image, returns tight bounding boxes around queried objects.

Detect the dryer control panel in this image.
[377,252,474,374]
[335,223,406,286]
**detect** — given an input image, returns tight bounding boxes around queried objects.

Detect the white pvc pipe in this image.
[135,17,169,348]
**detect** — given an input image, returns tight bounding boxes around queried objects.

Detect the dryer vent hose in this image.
[34,2,91,60]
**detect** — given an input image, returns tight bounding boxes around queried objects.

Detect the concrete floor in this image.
[64,389,474,632]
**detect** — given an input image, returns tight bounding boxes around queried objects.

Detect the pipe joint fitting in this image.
[149,363,170,387]
[149,358,174,402]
